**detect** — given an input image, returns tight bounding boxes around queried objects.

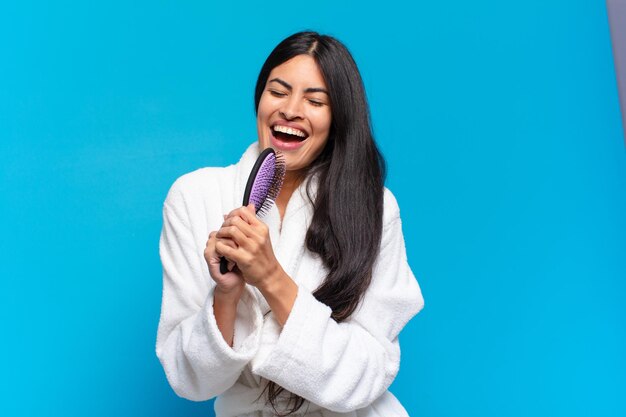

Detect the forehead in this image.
[268,55,327,88]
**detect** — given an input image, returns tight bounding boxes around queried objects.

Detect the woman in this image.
[156,31,424,416]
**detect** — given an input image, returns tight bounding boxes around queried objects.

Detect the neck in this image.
[275,170,305,220]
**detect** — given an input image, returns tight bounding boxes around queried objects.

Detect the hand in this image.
[215,203,284,290]
[204,230,245,300]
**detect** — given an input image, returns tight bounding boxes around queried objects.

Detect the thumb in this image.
[243,203,259,225]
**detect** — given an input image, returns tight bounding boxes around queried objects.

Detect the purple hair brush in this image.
[219,148,285,274]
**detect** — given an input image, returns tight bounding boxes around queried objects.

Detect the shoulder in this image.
[167,166,229,196]
[164,142,259,209]
[382,187,401,226]
[164,165,235,209]
[379,187,407,250]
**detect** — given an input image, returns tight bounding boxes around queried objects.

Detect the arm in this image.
[155,182,263,401]
[212,287,241,347]
[250,193,424,412]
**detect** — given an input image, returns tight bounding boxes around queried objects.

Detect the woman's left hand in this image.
[215,204,284,290]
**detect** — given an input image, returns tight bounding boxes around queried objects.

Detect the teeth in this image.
[273,125,307,138]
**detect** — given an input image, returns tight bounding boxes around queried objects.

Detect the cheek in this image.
[313,111,332,143]
[257,102,269,122]
[256,97,273,144]
[318,109,332,134]
[257,93,276,121]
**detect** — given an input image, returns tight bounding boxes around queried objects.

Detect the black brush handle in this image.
[217,148,276,275]
[219,257,229,274]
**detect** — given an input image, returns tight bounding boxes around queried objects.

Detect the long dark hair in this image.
[254,31,386,416]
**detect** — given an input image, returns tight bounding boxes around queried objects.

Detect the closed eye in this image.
[268,89,287,97]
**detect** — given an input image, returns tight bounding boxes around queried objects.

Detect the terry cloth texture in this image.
[156,143,424,416]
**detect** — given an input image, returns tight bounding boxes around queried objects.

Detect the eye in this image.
[308,99,325,107]
[268,89,287,97]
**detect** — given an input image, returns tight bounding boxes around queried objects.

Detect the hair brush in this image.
[219,147,286,274]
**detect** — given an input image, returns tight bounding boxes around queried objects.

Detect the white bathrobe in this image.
[156,143,424,417]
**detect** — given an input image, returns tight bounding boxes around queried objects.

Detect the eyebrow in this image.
[269,78,329,95]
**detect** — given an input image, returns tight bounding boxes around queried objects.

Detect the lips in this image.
[268,120,310,151]
[271,122,309,138]
[269,126,308,151]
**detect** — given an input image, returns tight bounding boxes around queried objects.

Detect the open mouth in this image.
[271,125,309,143]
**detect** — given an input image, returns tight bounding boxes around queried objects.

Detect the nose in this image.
[279,95,303,120]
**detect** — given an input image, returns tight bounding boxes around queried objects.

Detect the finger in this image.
[236,203,261,226]
[204,232,220,262]
[224,206,246,220]
[208,231,237,250]
[224,205,258,225]
[215,240,241,262]
[206,231,217,248]
[217,236,238,250]
[220,215,256,239]
[216,224,250,248]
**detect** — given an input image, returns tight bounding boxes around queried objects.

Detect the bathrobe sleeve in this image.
[155,178,264,401]
[251,189,424,413]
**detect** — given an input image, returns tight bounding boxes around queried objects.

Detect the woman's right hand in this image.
[204,231,245,300]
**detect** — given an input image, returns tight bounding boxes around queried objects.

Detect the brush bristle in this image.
[249,150,285,216]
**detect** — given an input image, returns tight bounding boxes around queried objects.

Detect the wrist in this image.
[257,267,298,327]
[257,264,286,295]
[214,284,244,305]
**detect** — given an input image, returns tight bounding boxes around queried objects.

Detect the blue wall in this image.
[1,1,624,416]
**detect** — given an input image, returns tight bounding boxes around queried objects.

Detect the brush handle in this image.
[217,148,282,276]
[219,257,229,274]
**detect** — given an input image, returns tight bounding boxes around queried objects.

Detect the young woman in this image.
[156,31,424,417]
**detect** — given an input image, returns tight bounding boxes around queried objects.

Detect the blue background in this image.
[1,1,625,416]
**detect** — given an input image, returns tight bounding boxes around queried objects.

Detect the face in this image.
[257,54,332,174]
